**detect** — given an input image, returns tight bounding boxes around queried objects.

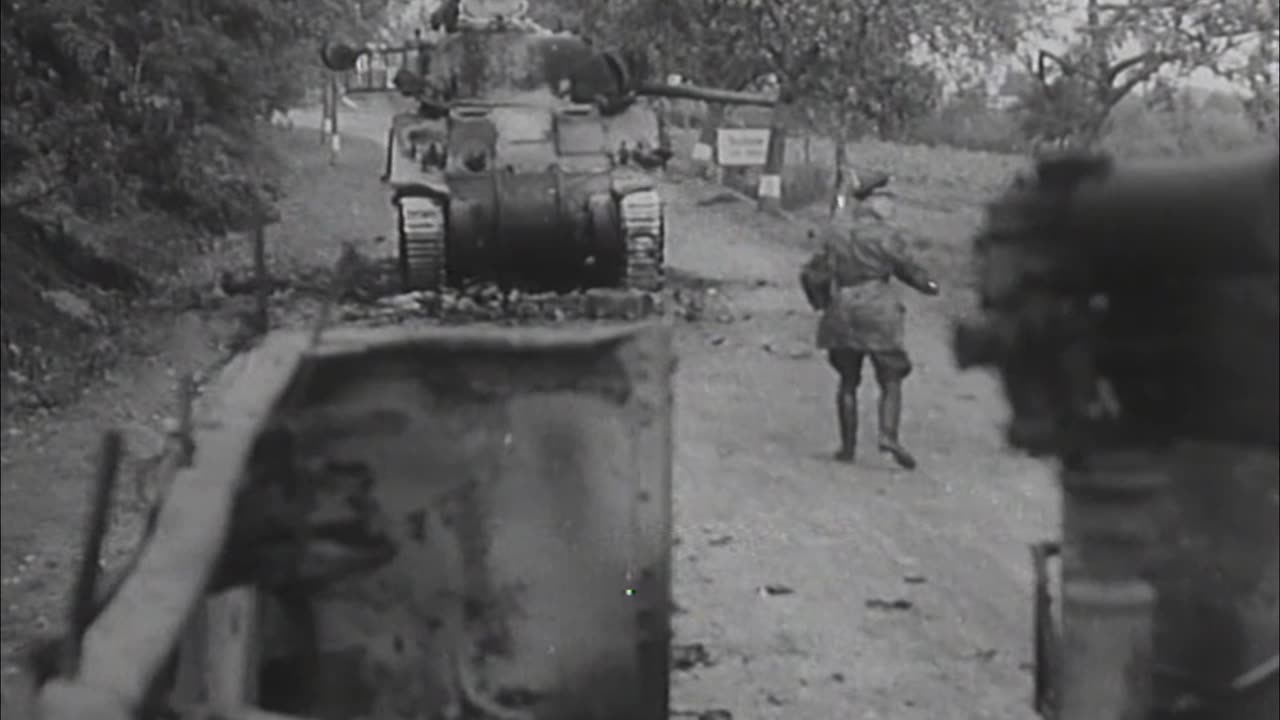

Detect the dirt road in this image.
[661,186,1055,720]
[1,103,1056,719]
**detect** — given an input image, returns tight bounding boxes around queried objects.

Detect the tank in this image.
[955,147,1279,720]
[321,0,776,293]
[21,321,676,720]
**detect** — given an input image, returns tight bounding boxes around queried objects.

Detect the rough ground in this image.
[0,102,1056,719]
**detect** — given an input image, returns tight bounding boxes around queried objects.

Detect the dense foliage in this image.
[1013,0,1280,147]
[0,0,383,242]
[0,0,394,407]
[533,0,1031,141]
[534,0,1277,149]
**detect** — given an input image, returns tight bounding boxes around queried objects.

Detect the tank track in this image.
[397,196,447,291]
[619,189,665,291]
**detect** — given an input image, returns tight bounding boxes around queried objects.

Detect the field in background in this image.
[666,125,1022,215]
[662,119,1019,297]
[661,82,1270,216]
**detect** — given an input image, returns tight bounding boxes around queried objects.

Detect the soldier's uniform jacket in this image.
[800,217,934,351]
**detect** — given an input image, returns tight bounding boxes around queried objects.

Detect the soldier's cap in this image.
[849,171,892,201]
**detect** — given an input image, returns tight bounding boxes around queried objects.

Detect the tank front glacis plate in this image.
[387,114,447,190]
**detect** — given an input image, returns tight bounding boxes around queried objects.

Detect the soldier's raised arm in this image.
[883,229,940,296]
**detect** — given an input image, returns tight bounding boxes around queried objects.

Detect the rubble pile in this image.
[227,244,738,328]
[326,277,733,328]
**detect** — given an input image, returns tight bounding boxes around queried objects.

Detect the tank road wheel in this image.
[396,196,447,291]
[619,189,665,292]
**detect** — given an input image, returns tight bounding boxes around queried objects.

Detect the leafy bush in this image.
[910,87,1027,154]
[1104,92,1268,158]
[0,0,374,237]
[0,0,385,407]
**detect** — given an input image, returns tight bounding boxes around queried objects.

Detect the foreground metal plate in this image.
[256,322,675,719]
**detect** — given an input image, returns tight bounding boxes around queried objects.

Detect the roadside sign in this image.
[345,44,411,94]
[715,128,770,167]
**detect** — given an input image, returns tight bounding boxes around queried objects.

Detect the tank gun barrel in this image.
[634,81,776,107]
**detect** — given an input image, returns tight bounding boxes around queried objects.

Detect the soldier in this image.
[800,188,940,469]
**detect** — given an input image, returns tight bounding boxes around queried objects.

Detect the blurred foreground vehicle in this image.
[955,146,1279,720]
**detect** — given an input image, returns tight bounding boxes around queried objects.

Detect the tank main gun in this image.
[319,31,777,118]
[632,80,776,107]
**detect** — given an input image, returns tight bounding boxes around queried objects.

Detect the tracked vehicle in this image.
[956,147,1279,720]
[321,0,775,294]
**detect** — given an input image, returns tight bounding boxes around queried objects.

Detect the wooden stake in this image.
[756,103,787,213]
[328,76,341,166]
[319,81,331,145]
[252,224,268,335]
[61,431,124,676]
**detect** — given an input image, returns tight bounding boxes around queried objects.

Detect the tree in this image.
[1016,0,1280,148]
[1221,12,1279,136]
[567,0,1032,210]
[1,0,386,232]
[749,0,1033,210]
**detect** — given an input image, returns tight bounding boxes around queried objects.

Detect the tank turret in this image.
[321,0,777,294]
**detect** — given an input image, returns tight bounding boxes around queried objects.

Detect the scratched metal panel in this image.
[264,323,674,720]
[1147,447,1279,719]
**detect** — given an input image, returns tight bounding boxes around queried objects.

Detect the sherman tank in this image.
[955,147,1278,720]
[320,0,775,293]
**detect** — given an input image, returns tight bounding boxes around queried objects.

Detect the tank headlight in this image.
[399,197,444,237]
[630,234,656,251]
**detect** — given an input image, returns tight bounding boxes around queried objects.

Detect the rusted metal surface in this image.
[1149,443,1279,719]
[956,147,1279,720]
[31,322,675,720]
[252,321,674,719]
[1057,455,1165,720]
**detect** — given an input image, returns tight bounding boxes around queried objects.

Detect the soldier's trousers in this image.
[826,348,912,386]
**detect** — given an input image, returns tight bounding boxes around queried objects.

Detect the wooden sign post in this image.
[327,75,341,166]
[251,223,269,336]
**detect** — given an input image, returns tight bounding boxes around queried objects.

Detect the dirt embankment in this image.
[0,127,394,696]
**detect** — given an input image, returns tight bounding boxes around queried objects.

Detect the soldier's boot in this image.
[876,381,918,470]
[833,386,858,463]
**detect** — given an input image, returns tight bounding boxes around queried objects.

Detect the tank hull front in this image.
[445,170,622,290]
